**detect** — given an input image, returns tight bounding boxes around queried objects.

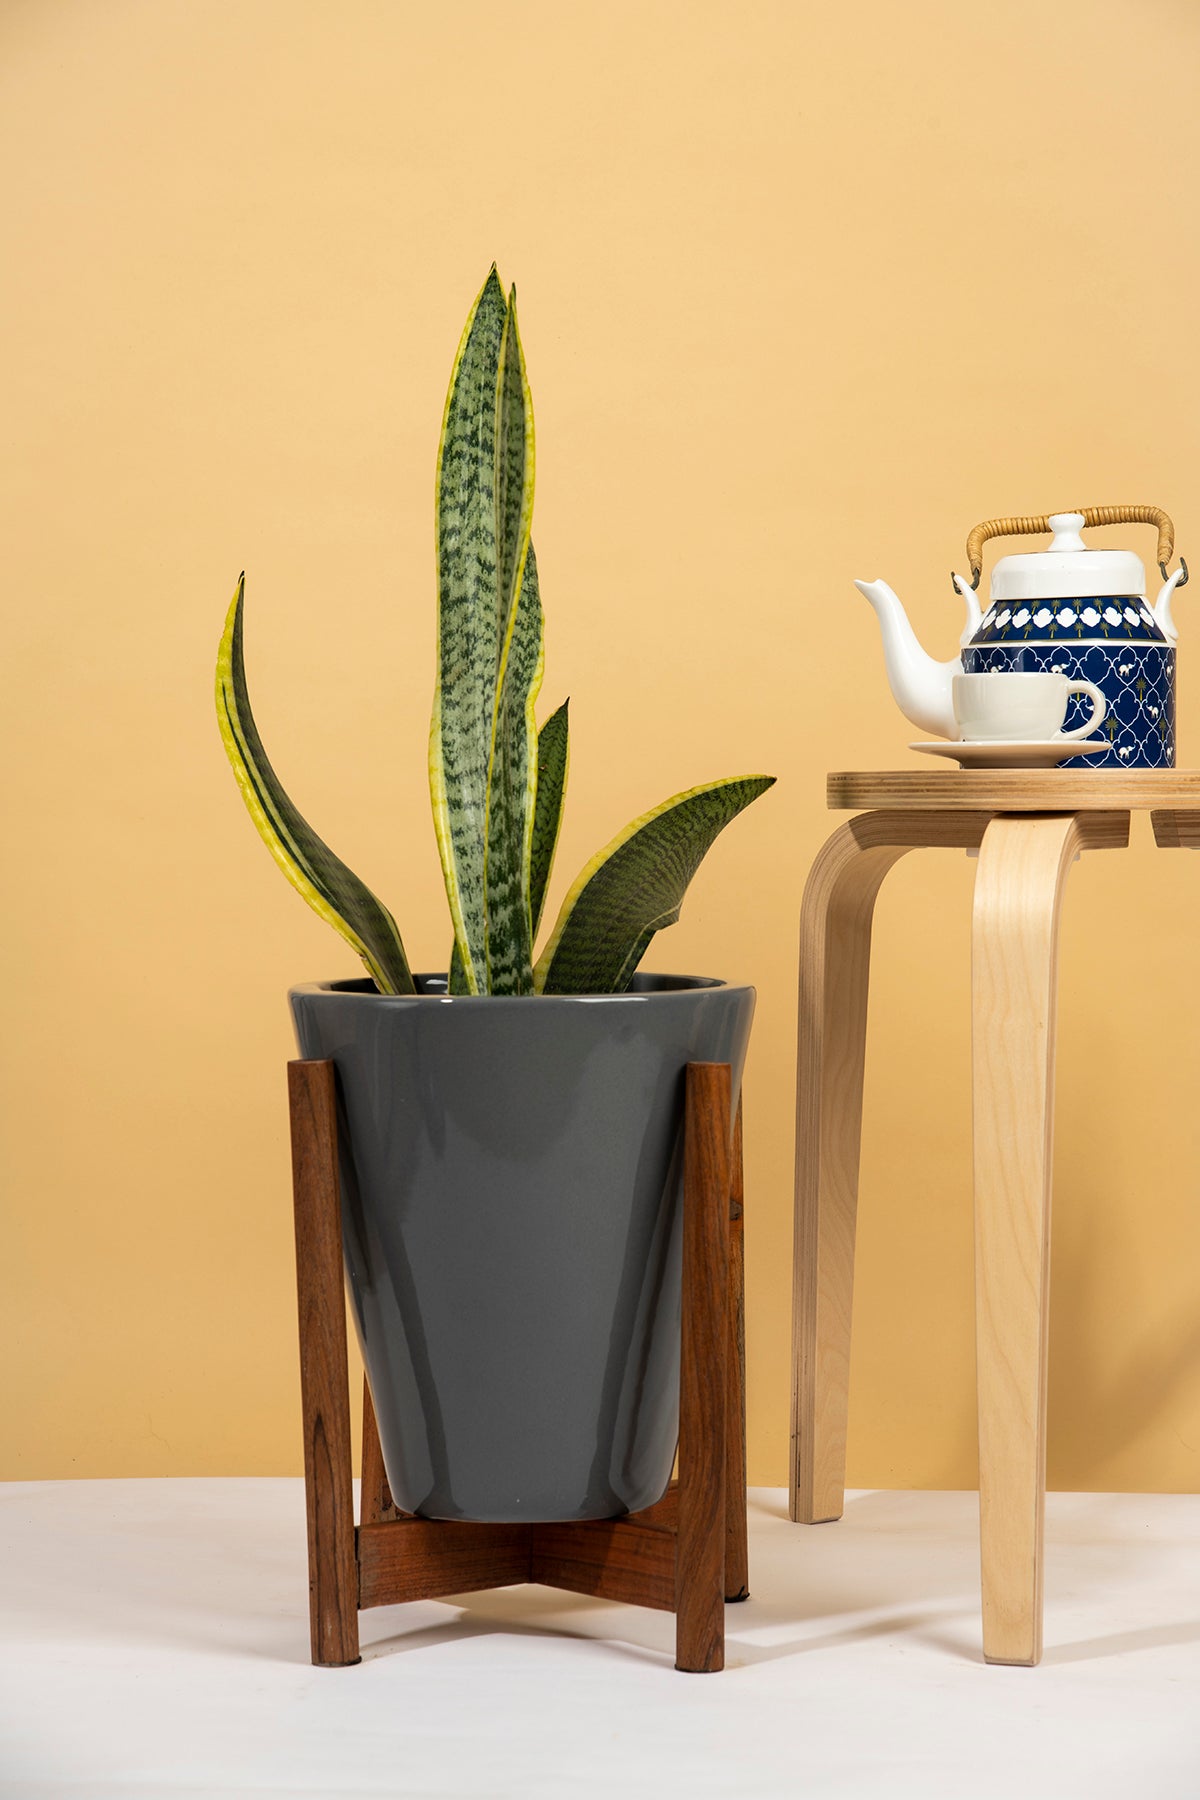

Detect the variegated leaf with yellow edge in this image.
[428,266,511,994]
[482,289,541,993]
[534,775,775,995]
[529,697,569,939]
[216,576,415,996]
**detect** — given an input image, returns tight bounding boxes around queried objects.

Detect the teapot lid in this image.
[990,513,1145,602]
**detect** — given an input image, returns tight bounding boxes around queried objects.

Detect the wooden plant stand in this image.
[288,1057,749,1674]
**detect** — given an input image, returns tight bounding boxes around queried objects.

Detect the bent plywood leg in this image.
[971,812,1127,1666]
[791,810,991,1525]
[288,1059,360,1668]
[1151,810,1200,849]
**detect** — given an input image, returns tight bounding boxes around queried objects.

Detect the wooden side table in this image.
[789,769,1200,1666]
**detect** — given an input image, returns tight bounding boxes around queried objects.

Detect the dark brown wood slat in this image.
[530,1519,676,1612]
[358,1519,532,1609]
[288,1059,360,1667]
[725,1094,749,1602]
[360,1378,400,1525]
[628,1480,679,1530]
[675,1062,730,1672]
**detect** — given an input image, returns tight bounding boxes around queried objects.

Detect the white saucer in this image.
[909,737,1109,770]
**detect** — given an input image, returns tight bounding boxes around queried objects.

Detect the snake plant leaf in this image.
[495,287,535,651]
[534,775,775,995]
[429,266,509,994]
[448,686,565,992]
[484,544,544,992]
[481,295,539,994]
[448,940,470,994]
[216,577,415,996]
[529,698,569,939]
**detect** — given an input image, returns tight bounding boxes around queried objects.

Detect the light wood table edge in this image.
[828,770,1200,813]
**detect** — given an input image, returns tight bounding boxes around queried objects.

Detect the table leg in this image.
[971,811,1127,1665]
[791,810,991,1524]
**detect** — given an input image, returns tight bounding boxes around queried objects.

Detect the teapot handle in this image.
[963,505,1185,590]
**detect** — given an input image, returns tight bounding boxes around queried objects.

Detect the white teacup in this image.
[952,671,1107,744]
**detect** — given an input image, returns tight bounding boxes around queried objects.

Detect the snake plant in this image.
[216,268,774,994]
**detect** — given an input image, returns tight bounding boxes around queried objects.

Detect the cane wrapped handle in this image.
[964,506,1182,589]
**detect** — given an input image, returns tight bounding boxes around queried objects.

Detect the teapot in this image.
[856,506,1188,765]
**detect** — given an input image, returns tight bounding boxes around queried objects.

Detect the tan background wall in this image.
[4,0,1200,1490]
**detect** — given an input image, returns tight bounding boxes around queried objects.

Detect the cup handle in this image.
[1061,680,1107,740]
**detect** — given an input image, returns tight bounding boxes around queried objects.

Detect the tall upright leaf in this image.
[483,294,539,993]
[448,685,564,992]
[216,577,415,995]
[494,289,535,646]
[529,698,569,939]
[534,775,775,994]
[485,546,544,992]
[428,267,508,993]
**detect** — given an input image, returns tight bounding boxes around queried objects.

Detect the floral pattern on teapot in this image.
[973,598,1165,646]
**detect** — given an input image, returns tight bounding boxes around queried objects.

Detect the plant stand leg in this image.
[676,1062,731,1673]
[288,1058,360,1667]
[724,1096,749,1603]
[361,1378,400,1524]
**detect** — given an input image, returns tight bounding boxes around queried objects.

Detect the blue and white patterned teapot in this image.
[857,506,1188,766]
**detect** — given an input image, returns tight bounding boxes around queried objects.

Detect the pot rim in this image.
[290,972,753,1006]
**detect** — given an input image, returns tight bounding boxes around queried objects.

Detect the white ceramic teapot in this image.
[855,506,1187,764]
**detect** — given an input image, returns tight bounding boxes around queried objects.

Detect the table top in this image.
[828,770,1200,811]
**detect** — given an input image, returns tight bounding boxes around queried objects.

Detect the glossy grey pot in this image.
[289,973,755,1523]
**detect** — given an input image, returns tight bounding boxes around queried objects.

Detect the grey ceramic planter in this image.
[289,972,755,1523]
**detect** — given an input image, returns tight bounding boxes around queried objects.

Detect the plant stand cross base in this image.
[288,1057,749,1674]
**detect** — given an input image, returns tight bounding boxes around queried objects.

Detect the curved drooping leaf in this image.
[529,698,569,940]
[485,544,544,992]
[428,266,509,993]
[216,577,414,995]
[534,775,775,995]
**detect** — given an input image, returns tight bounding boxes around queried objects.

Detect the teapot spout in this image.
[853,578,962,740]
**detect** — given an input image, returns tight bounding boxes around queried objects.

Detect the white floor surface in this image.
[1,1480,1197,1799]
